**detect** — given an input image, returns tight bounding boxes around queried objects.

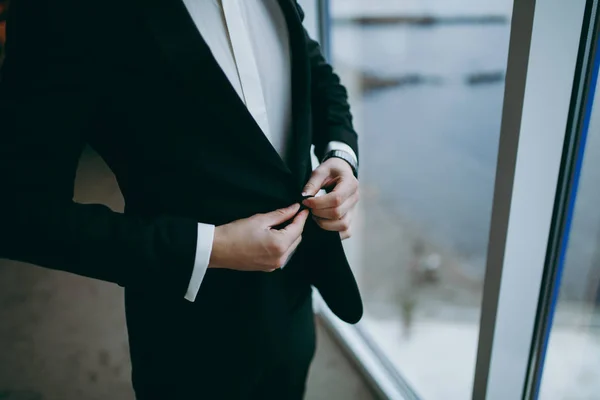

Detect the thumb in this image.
[281,209,310,237]
[302,167,329,196]
[263,203,301,227]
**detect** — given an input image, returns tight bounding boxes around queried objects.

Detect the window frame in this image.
[523,1,600,397]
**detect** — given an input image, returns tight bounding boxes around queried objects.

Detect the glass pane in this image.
[330,0,513,398]
[538,62,600,399]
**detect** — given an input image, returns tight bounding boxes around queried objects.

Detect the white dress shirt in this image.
[181,0,357,302]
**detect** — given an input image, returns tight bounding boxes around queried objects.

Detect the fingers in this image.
[264,234,303,272]
[281,209,310,238]
[313,212,352,233]
[263,203,301,227]
[340,229,352,240]
[303,177,358,210]
[310,192,359,220]
[302,166,331,197]
[264,212,307,272]
[283,234,303,263]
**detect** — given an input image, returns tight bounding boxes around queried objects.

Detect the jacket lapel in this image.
[277,0,313,189]
[138,0,312,189]
[138,0,292,178]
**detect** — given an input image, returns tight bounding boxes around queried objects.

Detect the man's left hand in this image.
[302,158,359,240]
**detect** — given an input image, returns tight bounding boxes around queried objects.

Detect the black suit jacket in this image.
[0,0,362,384]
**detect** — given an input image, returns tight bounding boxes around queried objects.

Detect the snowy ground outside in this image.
[363,311,600,400]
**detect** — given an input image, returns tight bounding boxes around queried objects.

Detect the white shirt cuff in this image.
[184,223,215,302]
[325,141,358,165]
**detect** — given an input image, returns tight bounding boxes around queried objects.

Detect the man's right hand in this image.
[209,204,309,272]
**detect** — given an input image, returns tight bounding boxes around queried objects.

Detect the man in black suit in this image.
[0,0,362,398]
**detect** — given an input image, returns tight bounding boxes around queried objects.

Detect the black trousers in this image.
[132,293,316,400]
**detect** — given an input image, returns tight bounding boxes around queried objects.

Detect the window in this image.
[539,66,600,399]
[534,7,600,398]
[312,0,596,399]
[327,1,513,397]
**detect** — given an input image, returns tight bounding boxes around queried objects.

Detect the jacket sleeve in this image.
[294,2,359,161]
[0,0,198,296]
